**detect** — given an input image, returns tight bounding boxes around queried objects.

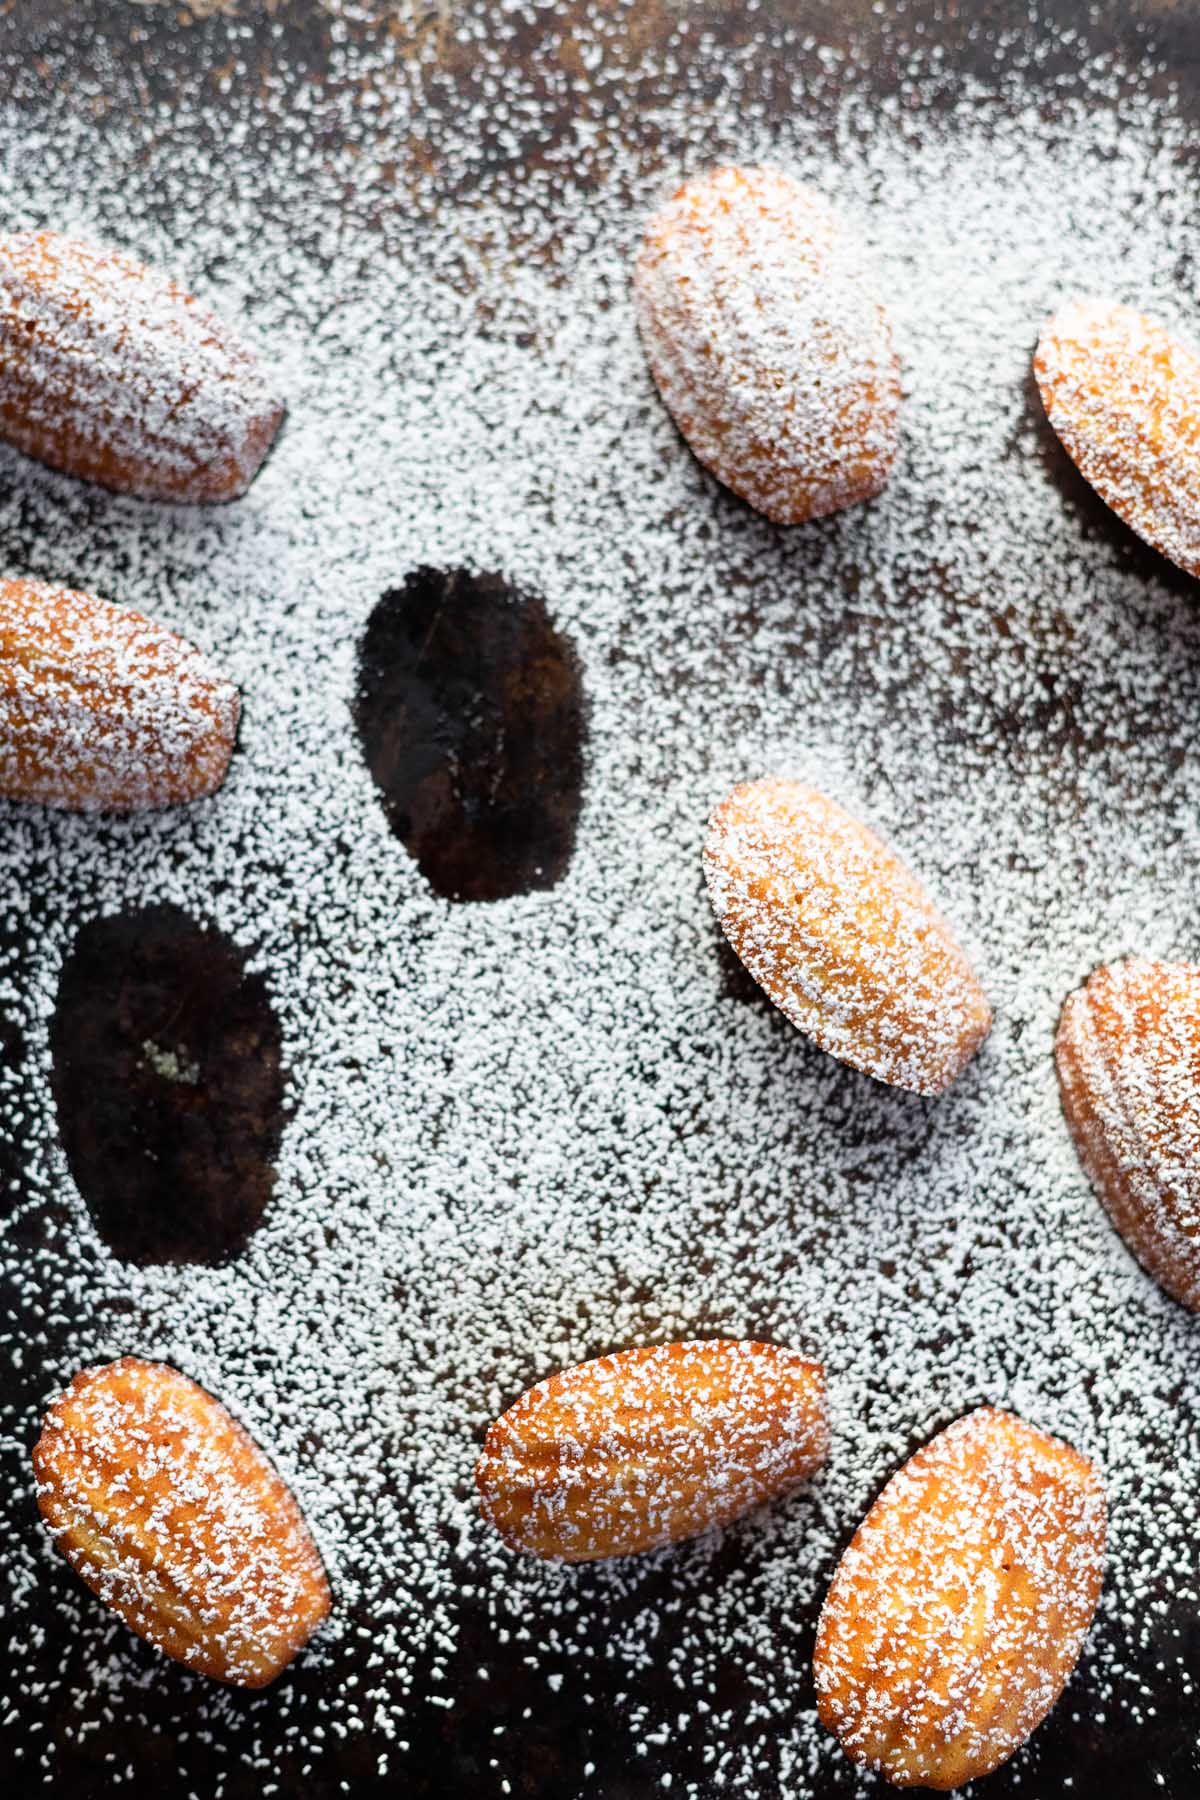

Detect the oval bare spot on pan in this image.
[353,566,586,903]
[50,904,285,1266]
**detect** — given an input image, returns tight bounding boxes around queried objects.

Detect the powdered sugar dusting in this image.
[0,1,1199,1794]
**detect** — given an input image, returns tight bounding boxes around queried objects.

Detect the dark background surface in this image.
[1,1,1200,1796]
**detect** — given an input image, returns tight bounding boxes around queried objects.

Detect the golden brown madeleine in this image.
[0,231,283,502]
[0,576,238,810]
[703,778,991,1095]
[634,164,900,523]
[1057,957,1200,1309]
[476,1338,827,1562]
[33,1358,330,1688]
[1035,299,1200,576]
[814,1407,1106,1790]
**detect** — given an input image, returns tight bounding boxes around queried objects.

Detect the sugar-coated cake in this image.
[0,576,238,811]
[1057,957,1200,1310]
[814,1407,1106,1789]
[704,778,991,1095]
[33,1357,330,1688]
[1035,299,1200,576]
[0,230,283,503]
[634,165,900,524]
[477,1339,828,1561]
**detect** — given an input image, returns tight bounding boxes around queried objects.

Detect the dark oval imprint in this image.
[50,904,285,1266]
[353,566,586,902]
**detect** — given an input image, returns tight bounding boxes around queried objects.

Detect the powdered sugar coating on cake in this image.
[477,1339,828,1561]
[0,577,239,811]
[33,1357,331,1688]
[0,231,283,504]
[1057,958,1200,1311]
[634,165,900,523]
[814,1407,1106,1788]
[703,778,991,1095]
[1035,299,1200,578]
